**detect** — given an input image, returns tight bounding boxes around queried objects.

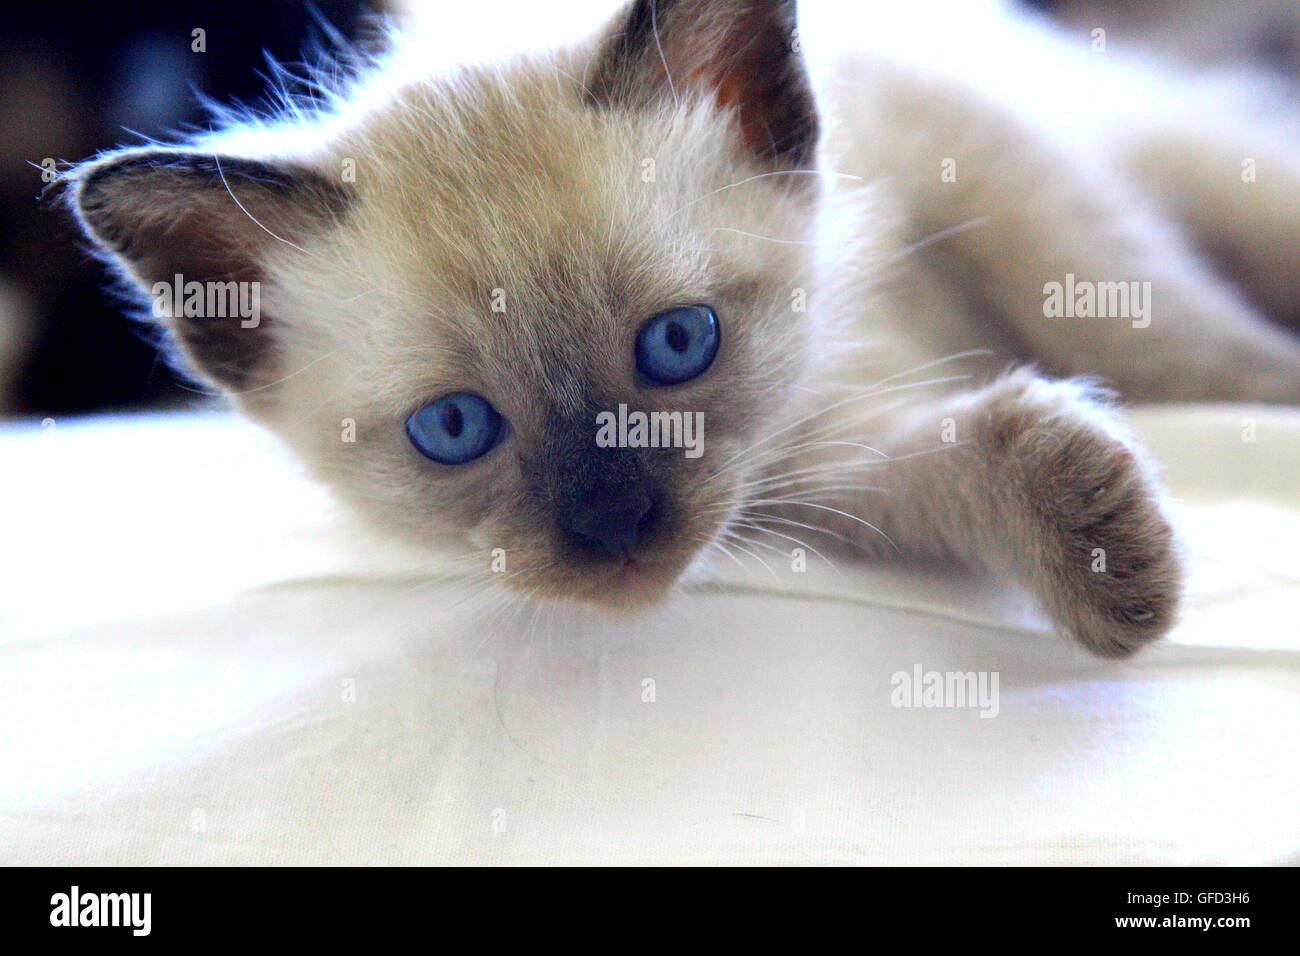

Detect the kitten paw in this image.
[982,374,1184,658]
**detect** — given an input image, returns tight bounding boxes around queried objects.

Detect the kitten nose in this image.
[561,488,659,556]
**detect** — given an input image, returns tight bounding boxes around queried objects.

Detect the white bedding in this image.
[1,404,1297,865]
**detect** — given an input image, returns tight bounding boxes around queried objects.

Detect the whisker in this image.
[887,216,990,265]
[733,509,865,552]
[716,532,778,577]
[741,499,898,553]
[672,169,863,216]
[727,520,845,578]
[704,357,986,482]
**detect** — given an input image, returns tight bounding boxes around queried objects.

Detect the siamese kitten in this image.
[66,0,1300,658]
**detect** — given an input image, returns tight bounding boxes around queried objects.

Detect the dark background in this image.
[0,0,370,416]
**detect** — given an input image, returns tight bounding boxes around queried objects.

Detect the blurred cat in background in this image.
[65,0,1300,656]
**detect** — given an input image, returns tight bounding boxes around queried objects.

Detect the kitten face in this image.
[271,67,820,605]
[69,0,823,605]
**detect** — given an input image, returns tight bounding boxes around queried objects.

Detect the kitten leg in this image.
[1117,121,1300,331]
[845,69,1300,402]
[765,370,1183,657]
[929,150,1300,403]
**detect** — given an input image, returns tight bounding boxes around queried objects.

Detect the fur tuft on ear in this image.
[587,0,819,168]
[68,150,349,391]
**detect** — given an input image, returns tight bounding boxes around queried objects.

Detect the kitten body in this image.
[67,0,1300,656]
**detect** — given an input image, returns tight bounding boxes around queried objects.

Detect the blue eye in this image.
[635,305,720,385]
[406,392,504,464]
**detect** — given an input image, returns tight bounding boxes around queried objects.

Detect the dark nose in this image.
[560,488,661,557]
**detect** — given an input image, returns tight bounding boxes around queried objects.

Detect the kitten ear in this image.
[588,0,818,168]
[69,150,348,391]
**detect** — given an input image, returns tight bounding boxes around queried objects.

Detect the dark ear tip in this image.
[68,148,351,249]
[72,150,176,199]
[65,151,164,248]
[63,151,179,239]
[588,0,818,168]
[74,149,319,200]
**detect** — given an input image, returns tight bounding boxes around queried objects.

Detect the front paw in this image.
[983,375,1184,657]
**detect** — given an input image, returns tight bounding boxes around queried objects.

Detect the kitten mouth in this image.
[579,552,681,608]
[610,555,661,588]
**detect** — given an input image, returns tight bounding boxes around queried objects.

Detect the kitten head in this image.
[68,0,828,606]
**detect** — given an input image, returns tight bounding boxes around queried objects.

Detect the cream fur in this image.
[67,0,1300,656]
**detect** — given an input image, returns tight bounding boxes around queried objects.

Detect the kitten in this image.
[65,0,1300,657]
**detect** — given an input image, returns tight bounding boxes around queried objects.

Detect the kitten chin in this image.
[581,560,685,610]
